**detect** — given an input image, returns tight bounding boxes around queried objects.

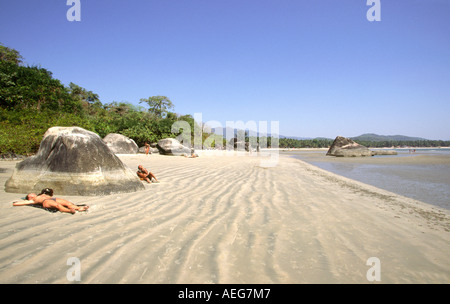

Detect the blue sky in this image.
[1,0,449,139]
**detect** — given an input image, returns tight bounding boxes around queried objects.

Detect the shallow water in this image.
[284,149,450,210]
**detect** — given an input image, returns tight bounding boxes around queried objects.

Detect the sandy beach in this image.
[0,152,449,284]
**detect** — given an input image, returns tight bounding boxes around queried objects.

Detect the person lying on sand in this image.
[13,192,89,214]
[137,165,159,183]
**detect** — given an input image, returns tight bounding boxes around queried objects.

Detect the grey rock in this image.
[103,133,139,154]
[157,138,191,156]
[326,136,373,157]
[371,150,398,156]
[5,127,144,196]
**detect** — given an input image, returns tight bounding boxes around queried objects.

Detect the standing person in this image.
[137,165,159,183]
[144,142,151,155]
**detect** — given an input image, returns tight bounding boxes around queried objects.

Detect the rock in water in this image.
[5,127,145,195]
[371,150,398,156]
[156,138,190,156]
[103,133,139,154]
[326,136,373,157]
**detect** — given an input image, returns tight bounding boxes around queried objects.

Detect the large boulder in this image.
[157,138,190,156]
[103,133,139,154]
[5,127,145,196]
[326,136,373,157]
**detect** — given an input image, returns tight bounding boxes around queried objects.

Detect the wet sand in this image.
[0,153,449,283]
[284,149,450,209]
[281,148,450,165]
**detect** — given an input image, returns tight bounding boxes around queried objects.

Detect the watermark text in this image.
[66,257,81,282]
[367,0,381,22]
[366,257,381,282]
[67,0,81,22]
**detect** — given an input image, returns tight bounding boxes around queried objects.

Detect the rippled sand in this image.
[0,152,449,283]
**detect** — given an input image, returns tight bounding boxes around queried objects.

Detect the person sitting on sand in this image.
[13,192,89,214]
[137,165,159,183]
[185,149,198,158]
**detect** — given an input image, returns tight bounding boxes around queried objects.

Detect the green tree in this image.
[68,82,100,104]
[0,43,23,65]
[139,95,174,118]
[0,62,80,113]
[67,82,101,115]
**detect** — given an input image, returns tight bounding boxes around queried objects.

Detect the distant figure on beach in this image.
[185,149,198,158]
[12,191,89,214]
[137,165,159,183]
[144,142,151,155]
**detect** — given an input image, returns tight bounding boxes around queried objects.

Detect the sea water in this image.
[285,149,450,210]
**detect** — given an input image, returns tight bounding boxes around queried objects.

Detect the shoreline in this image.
[0,153,449,283]
[281,148,450,210]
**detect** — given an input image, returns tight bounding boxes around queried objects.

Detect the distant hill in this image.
[351,133,428,142]
[211,127,283,140]
[210,127,319,141]
[279,135,312,140]
[210,129,432,143]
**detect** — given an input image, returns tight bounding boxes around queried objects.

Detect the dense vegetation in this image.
[350,134,450,148]
[277,137,450,149]
[351,139,450,148]
[0,44,220,155]
[351,133,427,142]
[278,138,333,149]
[1,44,448,155]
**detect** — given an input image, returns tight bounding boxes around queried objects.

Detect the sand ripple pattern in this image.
[0,154,449,283]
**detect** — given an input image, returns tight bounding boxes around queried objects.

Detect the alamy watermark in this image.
[367,0,381,22]
[366,257,381,282]
[66,0,81,22]
[67,1,380,23]
[172,113,280,167]
[66,257,81,282]
[65,255,381,282]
